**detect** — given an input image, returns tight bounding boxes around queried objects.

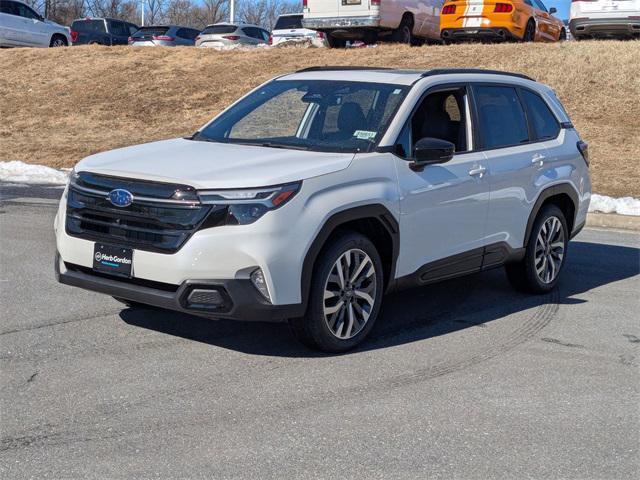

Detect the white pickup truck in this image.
[302,0,444,46]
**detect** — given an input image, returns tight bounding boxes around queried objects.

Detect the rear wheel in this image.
[391,15,413,44]
[505,204,568,294]
[523,19,536,42]
[289,232,384,352]
[327,33,346,48]
[49,35,67,47]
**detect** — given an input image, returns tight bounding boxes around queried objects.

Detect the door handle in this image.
[531,153,545,167]
[468,166,486,177]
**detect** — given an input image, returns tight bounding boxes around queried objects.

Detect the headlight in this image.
[198,182,301,225]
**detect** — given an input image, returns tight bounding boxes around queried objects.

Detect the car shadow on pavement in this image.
[120,240,639,357]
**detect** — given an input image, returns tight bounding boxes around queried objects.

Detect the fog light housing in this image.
[250,268,271,303]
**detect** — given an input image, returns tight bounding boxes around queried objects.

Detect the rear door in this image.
[473,84,549,249]
[8,1,41,45]
[0,0,27,45]
[108,20,130,45]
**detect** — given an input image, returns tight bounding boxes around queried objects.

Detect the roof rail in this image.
[295,66,393,73]
[421,68,534,81]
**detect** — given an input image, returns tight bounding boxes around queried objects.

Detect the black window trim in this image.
[383,82,482,159]
[518,87,562,142]
[469,81,563,153]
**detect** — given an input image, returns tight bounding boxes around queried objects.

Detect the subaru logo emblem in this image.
[108,189,133,207]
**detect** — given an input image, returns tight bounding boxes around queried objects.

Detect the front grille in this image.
[65,173,211,254]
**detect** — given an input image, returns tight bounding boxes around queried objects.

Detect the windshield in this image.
[194,80,409,153]
[274,15,303,30]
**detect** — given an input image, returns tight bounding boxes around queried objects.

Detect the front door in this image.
[394,85,491,279]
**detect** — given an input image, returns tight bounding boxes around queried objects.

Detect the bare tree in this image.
[238,0,298,30]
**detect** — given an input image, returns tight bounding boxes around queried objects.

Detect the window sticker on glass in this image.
[354,130,377,141]
[392,89,402,95]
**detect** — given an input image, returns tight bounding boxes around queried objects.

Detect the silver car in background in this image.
[196,23,270,48]
[128,25,200,47]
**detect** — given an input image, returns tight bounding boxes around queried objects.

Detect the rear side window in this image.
[202,25,237,35]
[72,20,106,33]
[474,85,529,149]
[109,21,129,37]
[520,90,560,140]
[177,28,200,40]
[274,15,303,30]
[0,1,16,15]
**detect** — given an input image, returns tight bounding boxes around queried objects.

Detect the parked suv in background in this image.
[440,0,566,42]
[129,25,200,46]
[271,13,329,47]
[196,23,270,48]
[70,17,138,45]
[302,0,444,46]
[0,0,70,47]
[55,67,591,352]
[570,0,640,39]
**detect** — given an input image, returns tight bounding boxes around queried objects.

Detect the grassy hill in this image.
[0,41,638,197]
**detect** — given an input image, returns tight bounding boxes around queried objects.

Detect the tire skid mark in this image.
[0,310,122,337]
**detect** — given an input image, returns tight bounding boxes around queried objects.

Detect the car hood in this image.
[76,138,355,189]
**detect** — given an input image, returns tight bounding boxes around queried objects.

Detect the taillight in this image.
[152,35,174,41]
[577,141,589,166]
[127,36,133,43]
[303,0,308,7]
[371,0,381,5]
[222,35,240,41]
[442,5,456,14]
[70,30,78,43]
[494,3,513,12]
[268,34,273,45]
[317,31,325,39]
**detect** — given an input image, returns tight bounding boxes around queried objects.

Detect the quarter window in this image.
[521,89,560,140]
[474,85,529,149]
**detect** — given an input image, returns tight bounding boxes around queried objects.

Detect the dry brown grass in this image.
[0,42,638,196]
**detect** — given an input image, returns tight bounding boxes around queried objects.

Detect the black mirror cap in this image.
[549,7,557,14]
[411,137,455,169]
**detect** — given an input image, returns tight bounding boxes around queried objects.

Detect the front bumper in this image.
[570,17,640,37]
[441,27,519,41]
[55,253,303,322]
[302,16,381,30]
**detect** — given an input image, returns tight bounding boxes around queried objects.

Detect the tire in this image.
[559,28,567,41]
[289,232,384,353]
[505,204,568,294]
[523,19,536,42]
[327,33,346,48]
[391,15,413,44]
[49,35,67,47]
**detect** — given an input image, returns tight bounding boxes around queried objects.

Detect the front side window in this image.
[14,1,39,19]
[194,80,409,153]
[109,21,129,37]
[521,89,560,140]
[400,87,469,157]
[474,85,529,149]
[274,15,303,30]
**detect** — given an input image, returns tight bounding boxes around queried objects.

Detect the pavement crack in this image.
[622,334,640,344]
[0,310,121,336]
[541,337,585,349]
[27,372,38,383]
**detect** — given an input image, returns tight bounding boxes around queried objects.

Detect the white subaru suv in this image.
[55,67,591,352]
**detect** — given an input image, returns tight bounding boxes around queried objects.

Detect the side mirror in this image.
[411,137,455,170]
[549,7,557,14]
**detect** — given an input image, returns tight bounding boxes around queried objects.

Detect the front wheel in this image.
[289,232,384,352]
[391,16,413,44]
[505,204,568,294]
[559,28,567,41]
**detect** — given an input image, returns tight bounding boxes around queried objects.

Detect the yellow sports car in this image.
[440,0,567,42]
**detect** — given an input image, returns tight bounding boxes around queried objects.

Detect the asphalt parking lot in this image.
[1,183,639,479]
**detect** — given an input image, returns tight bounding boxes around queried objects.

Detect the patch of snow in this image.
[589,194,640,216]
[0,161,69,185]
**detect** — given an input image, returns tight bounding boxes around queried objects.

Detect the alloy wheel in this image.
[534,216,565,284]
[323,248,377,340]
